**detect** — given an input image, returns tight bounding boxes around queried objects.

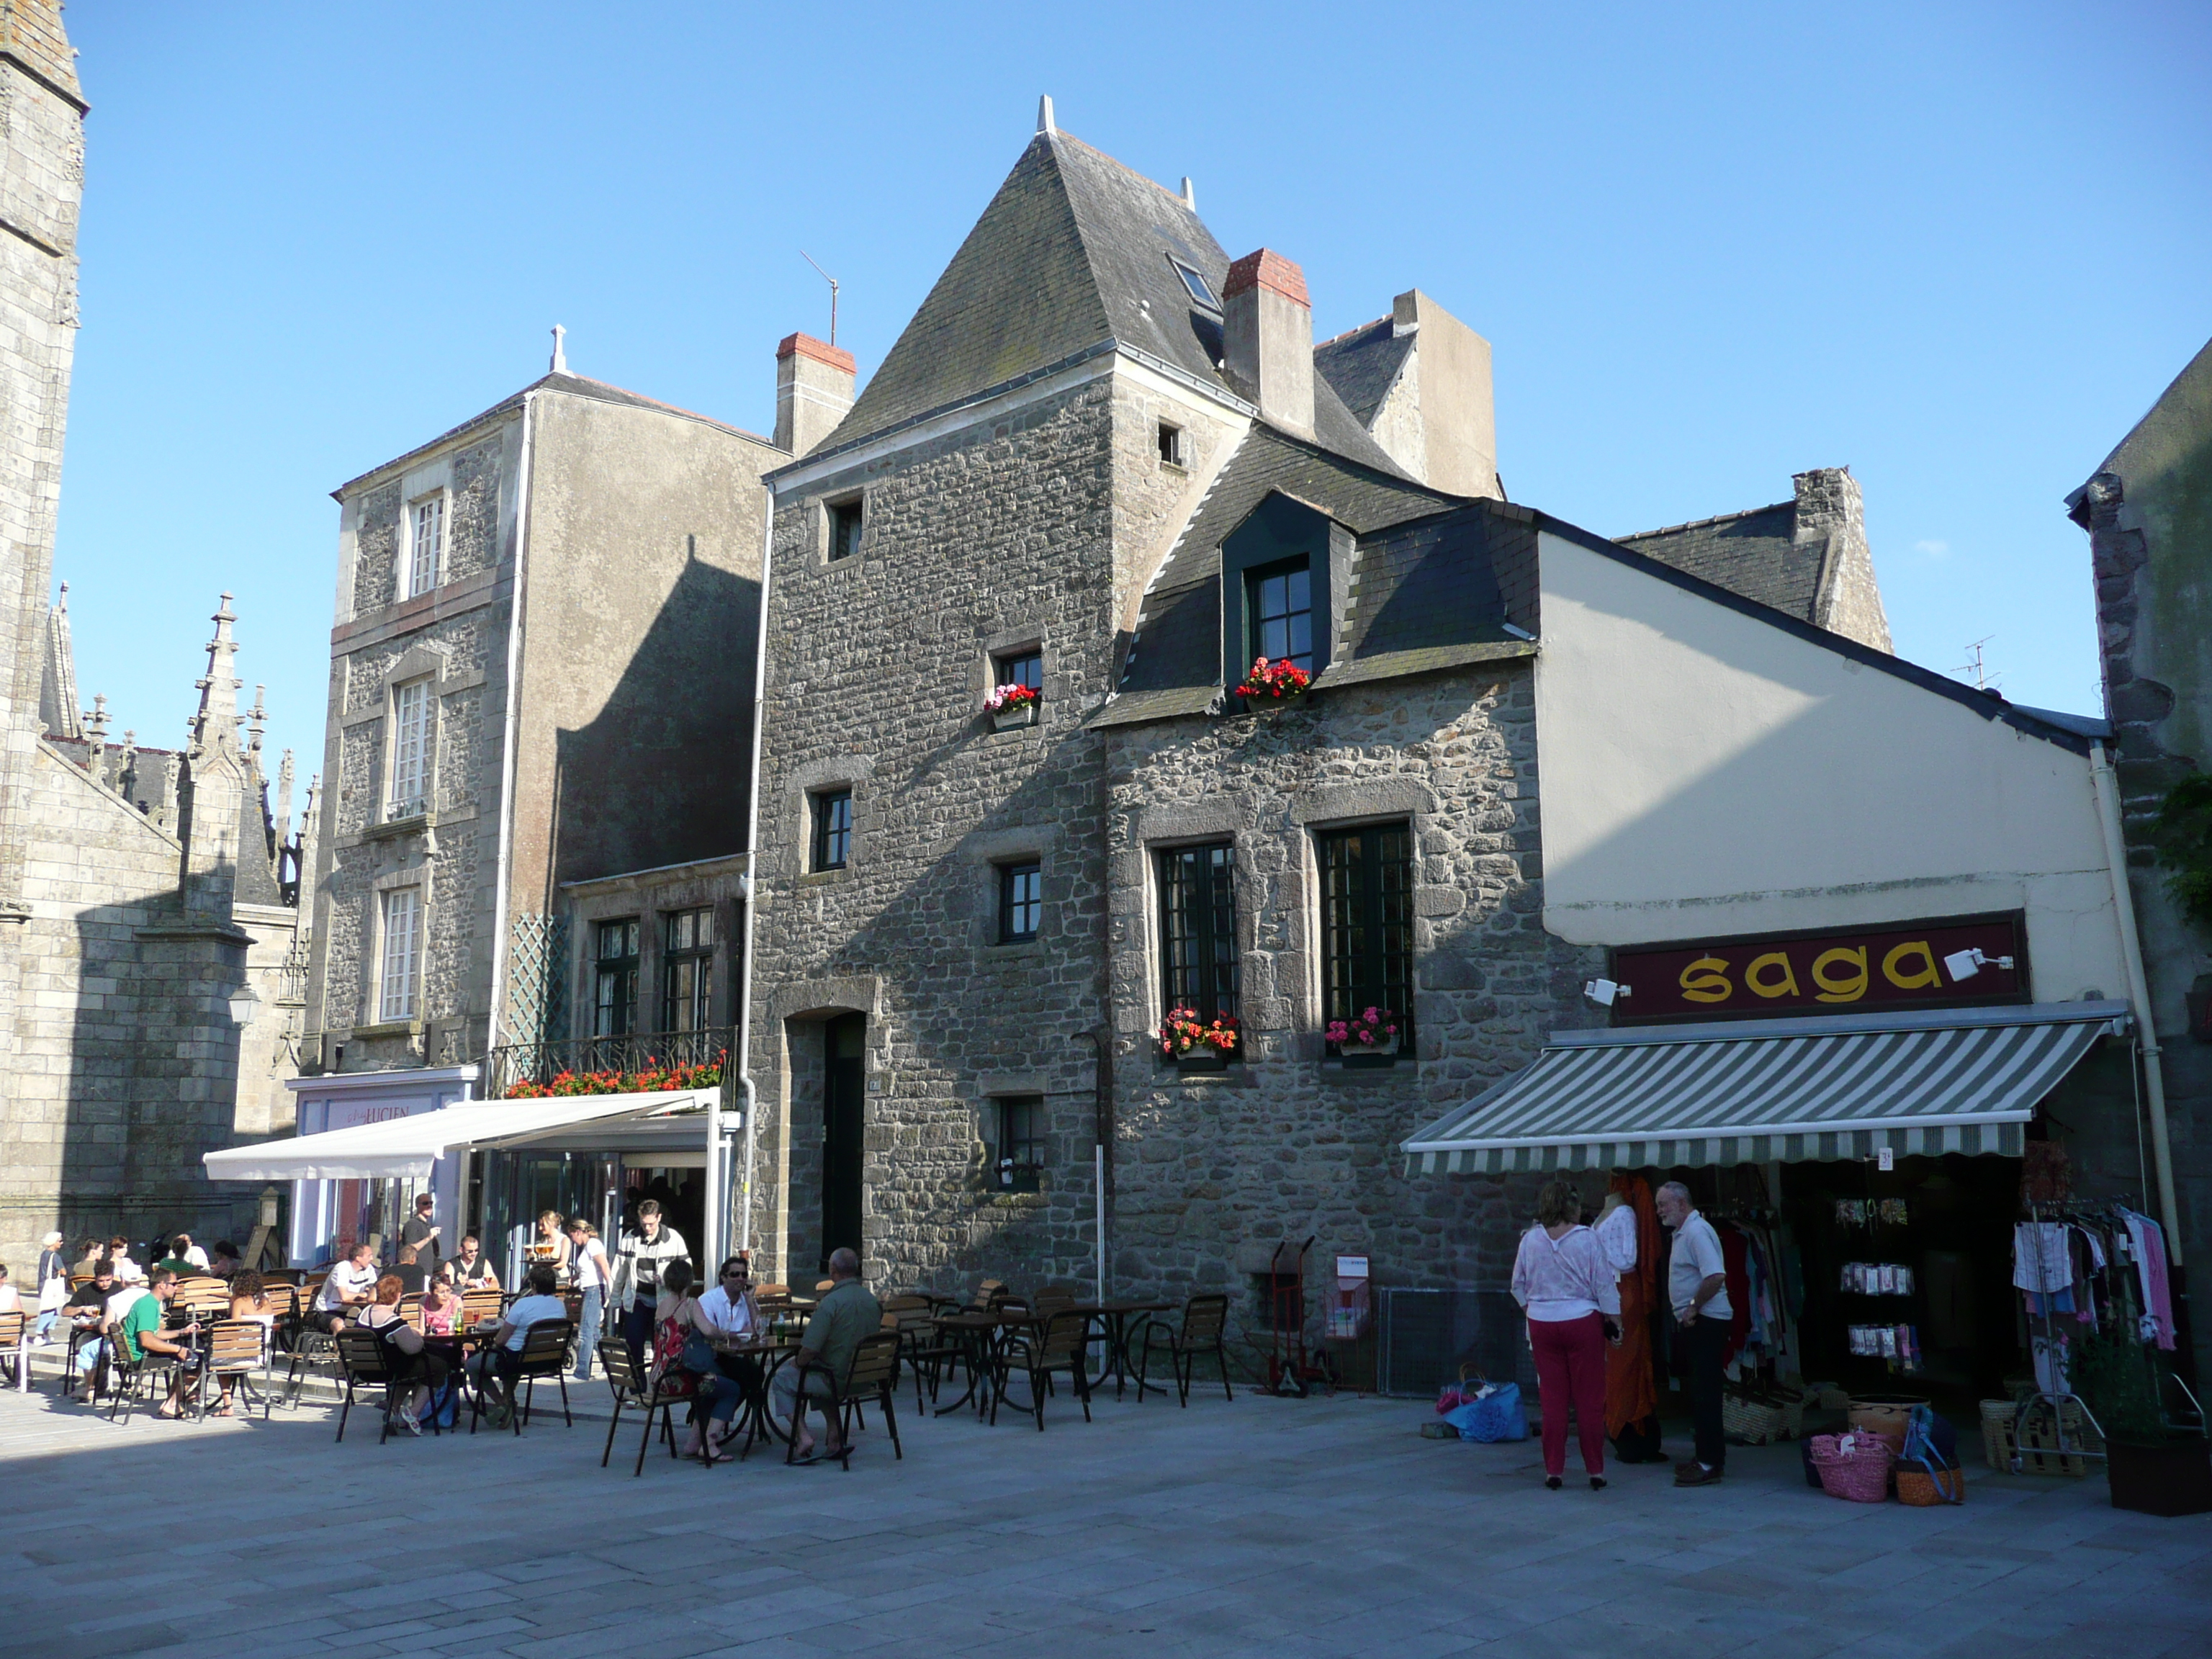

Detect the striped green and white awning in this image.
[1402,1001,2128,1176]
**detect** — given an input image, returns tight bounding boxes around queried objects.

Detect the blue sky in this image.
[53,1,2212,801]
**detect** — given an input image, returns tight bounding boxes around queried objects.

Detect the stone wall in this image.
[1101,665,1597,1357]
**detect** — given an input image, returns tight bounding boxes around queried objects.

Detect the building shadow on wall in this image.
[546,554,762,895]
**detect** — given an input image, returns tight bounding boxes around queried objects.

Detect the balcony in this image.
[482,1027,735,1102]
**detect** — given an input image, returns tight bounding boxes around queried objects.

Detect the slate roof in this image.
[1615,501,1828,625]
[818,132,1405,475]
[1313,317,1414,425]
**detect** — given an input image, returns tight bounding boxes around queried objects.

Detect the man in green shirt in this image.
[774,1246,881,1463]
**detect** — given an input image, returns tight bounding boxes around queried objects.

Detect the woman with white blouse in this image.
[1510,1178,1622,1490]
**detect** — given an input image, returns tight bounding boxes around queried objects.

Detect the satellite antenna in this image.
[800,250,840,347]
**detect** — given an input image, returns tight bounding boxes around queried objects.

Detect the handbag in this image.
[1897,1403,1966,1506]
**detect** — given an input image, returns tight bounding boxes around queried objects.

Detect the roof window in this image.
[1169,258,1217,310]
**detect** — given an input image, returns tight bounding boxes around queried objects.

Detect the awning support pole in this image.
[2092,740,2184,1265]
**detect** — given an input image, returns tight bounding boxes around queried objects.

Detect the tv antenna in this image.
[800,250,840,347]
[1957,635,2000,691]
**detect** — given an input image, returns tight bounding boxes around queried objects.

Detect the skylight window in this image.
[1169,258,1217,309]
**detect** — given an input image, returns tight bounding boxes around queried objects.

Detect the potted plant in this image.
[2073,1328,2212,1516]
[1235,656,1310,709]
[986,682,1040,730]
[1328,1007,1403,1069]
[1159,1004,1238,1071]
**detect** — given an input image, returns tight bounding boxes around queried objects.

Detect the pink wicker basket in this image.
[1810,1431,1895,1503]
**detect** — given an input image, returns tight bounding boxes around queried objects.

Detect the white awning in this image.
[1401,1002,2127,1175]
[203,1089,719,1182]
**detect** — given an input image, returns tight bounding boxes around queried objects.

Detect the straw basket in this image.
[1896,1465,1967,1506]
[1723,1392,1789,1445]
[1809,1431,1895,1503]
[1847,1393,1928,1454]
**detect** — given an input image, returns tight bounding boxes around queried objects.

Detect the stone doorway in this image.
[820,1013,866,1274]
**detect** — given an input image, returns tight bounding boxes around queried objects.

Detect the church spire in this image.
[40,581,80,739]
[190,593,242,761]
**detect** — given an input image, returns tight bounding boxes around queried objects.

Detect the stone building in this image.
[2074,333,2212,1381]
[0,5,308,1267]
[739,107,2150,1403]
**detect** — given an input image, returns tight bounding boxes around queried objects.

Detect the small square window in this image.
[812,789,852,871]
[1169,258,1217,309]
[828,499,863,562]
[995,1094,1045,1192]
[994,650,1043,698]
[1157,423,1184,467]
[998,860,1041,943]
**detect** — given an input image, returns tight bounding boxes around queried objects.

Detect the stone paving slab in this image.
[1,1381,2206,1658]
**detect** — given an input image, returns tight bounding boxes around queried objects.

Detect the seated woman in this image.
[418,1277,459,1336]
[648,1261,727,1462]
[353,1273,444,1437]
[213,1272,280,1417]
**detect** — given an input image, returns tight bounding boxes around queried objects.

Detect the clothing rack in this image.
[2014,1199,2110,1469]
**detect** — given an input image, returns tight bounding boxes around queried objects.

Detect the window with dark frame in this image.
[994,649,1043,698]
[593,918,640,1038]
[1247,559,1314,673]
[1157,423,1184,467]
[1169,258,1217,309]
[661,907,714,1032]
[1157,841,1239,1039]
[995,1094,1045,1192]
[828,498,863,561]
[999,860,1042,943]
[811,789,852,871]
[1318,824,1414,1053]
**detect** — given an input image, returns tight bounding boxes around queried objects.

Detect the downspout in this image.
[735,480,777,1262]
[484,395,539,1056]
[2091,740,2184,1266]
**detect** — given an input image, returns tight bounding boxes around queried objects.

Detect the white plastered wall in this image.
[1534,530,2127,1004]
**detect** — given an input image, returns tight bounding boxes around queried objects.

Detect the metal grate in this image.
[1376,1287,1532,1398]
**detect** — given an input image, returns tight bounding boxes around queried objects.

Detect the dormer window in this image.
[1169,258,1217,310]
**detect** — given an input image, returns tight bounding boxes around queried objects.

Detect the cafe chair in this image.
[480,1319,574,1434]
[881,1294,954,1411]
[0,1310,25,1389]
[992,1308,1094,1431]
[787,1329,904,1470]
[595,1336,698,1477]
[1136,1292,1233,1407]
[205,1318,275,1421]
[332,1328,400,1444]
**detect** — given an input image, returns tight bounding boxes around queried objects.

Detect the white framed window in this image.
[388,678,431,819]
[379,887,423,1022]
[407,495,444,598]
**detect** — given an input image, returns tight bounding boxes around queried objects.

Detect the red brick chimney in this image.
[1222,250,1314,438]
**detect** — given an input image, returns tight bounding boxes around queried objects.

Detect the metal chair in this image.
[993,1308,1095,1430]
[882,1293,962,1411]
[331,1328,398,1443]
[0,1310,24,1390]
[1137,1293,1233,1406]
[595,1336,699,1476]
[205,1318,274,1421]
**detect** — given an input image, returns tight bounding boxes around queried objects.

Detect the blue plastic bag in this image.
[418,1377,459,1431]
[1444,1382,1528,1442]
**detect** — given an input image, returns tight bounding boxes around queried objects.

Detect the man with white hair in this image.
[1653,1181,1730,1486]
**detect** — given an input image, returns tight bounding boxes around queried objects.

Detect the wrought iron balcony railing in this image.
[482,1027,736,1102]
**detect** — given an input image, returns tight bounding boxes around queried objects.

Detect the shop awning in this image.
[1401,1002,2128,1175]
[202,1089,720,1182]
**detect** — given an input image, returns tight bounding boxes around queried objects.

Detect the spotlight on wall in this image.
[1942,948,2015,984]
[1583,978,1630,1007]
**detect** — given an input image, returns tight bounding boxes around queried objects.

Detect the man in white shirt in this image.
[467,1264,567,1427]
[313,1243,379,1333]
[1655,1181,1731,1486]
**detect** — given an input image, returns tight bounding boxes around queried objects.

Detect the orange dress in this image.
[1604,1175,1662,1438]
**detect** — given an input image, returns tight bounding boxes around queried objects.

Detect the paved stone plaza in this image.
[2,1380,2207,1659]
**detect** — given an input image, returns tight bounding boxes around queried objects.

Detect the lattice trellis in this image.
[505,912,570,1045]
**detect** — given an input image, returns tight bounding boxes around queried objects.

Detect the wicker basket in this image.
[1724,1392,1789,1445]
[1896,1465,1967,1506]
[1847,1393,1928,1454]
[1810,1431,1895,1502]
[1979,1397,2102,1477]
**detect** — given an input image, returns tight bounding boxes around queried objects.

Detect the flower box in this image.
[986,683,1040,729]
[991,703,1037,731]
[1235,656,1310,707]
[1159,1005,1238,1069]
[1174,1048,1230,1073]
[1328,1007,1404,1068]
[1339,1036,1401,1070]
[2108,1437,2212,1516]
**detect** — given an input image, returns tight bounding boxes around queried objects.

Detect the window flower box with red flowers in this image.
[986,682,1040,730]
[1327,1007,1403,1069]
[1235,656,1310,710]
[503,1054,724,1099]
[1159,1005,1240,1071]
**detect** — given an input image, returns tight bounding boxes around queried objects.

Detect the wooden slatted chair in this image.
[332,1328,398,1443]
[475,1318,574,1434]
[397,1293,426,1331]
[461,1287,503,1331]
[992,1308,1095,1430]
[786,1328,903,1470]
[1137,1292,1233,1406]
[205,1318,274,1421]
[595,1336,696,1475]
[0,1310,25,1389]
[881,1294,960,1411]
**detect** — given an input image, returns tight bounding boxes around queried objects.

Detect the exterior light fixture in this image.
[228,978,261,1025]
[1583,978,1630,1007]
[1942,948,2015,984]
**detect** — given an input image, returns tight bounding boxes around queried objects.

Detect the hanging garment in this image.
[1604,1174,1660,1439]
[1718,1226,1752,1369]
[2031,1333,2071,1395]
[2013,1223,2072,1292]
[2118,1207,2177,1352]
[1595,1201,1638,1274]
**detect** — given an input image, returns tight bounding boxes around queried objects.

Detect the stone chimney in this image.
[1389,290,1498,498]
[775,333,857,457]
[1794,467,1892,653]
[1223,249,1314,439]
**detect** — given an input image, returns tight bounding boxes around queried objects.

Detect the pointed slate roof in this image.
[1314,317,1416,426]
[821,131,1404,474]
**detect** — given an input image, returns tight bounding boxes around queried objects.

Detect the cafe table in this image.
[1066,1301,1172,1400]
[706,1331,801,1458]
[928,1310,1038,1418]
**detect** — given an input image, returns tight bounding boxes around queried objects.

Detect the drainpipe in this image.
[2091,741,2185,1266]
[735,481,777,1264]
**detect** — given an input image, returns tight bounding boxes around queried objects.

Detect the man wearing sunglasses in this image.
[696,1255,765,1457]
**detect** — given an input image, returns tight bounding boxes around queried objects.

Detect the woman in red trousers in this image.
[1510,1177,1623,1490]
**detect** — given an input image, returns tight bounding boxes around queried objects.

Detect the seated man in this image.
[465,1264,565,1428]
[444,1233,500,1291]
[773,1247,881,1464]
[392,1245,428,1296]
[310,1242,378,1334]
[130,1269,206,1418]
[65,1260,126,1399]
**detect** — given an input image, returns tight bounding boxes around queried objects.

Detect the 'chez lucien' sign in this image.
[1604,912,2029,1026]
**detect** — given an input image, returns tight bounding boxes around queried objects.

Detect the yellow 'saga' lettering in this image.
[1744,950,1801,1000]
[1812,946,1869,1002]
[1679,956,1732,1003]
[1881,940,1942,990]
